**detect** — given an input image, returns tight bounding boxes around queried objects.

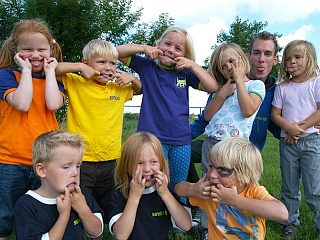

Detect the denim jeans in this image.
[0,163,40,237]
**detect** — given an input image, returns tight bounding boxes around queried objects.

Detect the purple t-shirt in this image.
[129,54,201,145]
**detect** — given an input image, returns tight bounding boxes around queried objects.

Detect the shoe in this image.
[283,225,298,239]
[192,208,201,227]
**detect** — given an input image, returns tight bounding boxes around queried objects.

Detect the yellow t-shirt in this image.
[62,73,133,161]
[189,184,274,240]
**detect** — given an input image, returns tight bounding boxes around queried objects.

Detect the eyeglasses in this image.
[208,163,234,178]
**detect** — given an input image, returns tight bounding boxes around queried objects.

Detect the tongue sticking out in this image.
[100,73,113,79]
[31,60,42,67]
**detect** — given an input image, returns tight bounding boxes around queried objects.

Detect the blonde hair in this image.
[0,19,62,69]
[209,138,263,186]
[82,39,118,61]
[155,26,195,62]
[32,130,84,169]
[115,132,169,198]
[209,43,250,87]
[279,40,319,83]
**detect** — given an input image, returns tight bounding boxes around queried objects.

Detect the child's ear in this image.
[82,58,88,65]
[36,163,46,178]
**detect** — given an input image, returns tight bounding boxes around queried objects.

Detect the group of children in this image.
[0,17,319,240]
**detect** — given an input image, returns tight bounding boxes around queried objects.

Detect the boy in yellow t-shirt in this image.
[56,39,141,227]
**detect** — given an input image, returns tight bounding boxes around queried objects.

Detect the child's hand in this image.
[284,134,299,145]
[129,165,145,199]
[144,45,163,60]
[14,52,32,71]
[70,185,87,212]
[285,121,305,138]
[44,57,58,73]
[115,70,135,86]
[154,170,169,195]
[230,57,245,83]
[80,64,100,80]
[175,57,195,71]
[57,187,72,215]
[219,79,234,97]
[193,176,212,199]
[210,184,238,204]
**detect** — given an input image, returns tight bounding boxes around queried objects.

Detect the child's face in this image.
[285,46,308,81]
[40,146,82,198]
[220,51,238,81]
[158,31,186,67]
[206,160,244,193]
[84,54,117,84]
[16,33,51,73]
[134,144,160,189]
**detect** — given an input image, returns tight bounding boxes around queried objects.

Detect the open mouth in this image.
[142,174,155,181]
[66,182,77,189]
[163,54,175,61]
[100,73,113,78]
[30,59,43,67]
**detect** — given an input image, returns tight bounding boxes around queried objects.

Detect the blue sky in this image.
[126,0,320,113]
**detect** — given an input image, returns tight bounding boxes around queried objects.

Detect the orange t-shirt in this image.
[0,69,63,166]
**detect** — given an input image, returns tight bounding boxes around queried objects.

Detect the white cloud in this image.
[187,17,228,64]
[277,25,315,59]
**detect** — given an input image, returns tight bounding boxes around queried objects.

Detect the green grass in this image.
[10,113,317,239]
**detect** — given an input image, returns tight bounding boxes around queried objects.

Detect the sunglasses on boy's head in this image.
[208,162,234,178]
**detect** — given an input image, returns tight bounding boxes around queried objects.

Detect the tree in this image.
[0,0,144,61]
[205,16,282,76]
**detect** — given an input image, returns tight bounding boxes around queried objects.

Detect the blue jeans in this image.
[0,164,40,237]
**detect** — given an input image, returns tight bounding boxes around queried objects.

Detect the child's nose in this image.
[31,50,40,57]
[208,168,218,179]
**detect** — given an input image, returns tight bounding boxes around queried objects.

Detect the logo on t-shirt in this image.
[110,95,120,100]
[176,76,187,88]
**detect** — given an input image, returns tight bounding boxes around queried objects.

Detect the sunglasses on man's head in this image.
[208,163,234,178]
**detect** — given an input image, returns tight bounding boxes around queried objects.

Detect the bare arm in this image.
[271,106,305,137]
[48,188,71,240]
[114,70,142,94]
[232,57,262,117]
[55,62,100,80]
[116,44,161,65]
[71,186,103,237]
[236,81,262,117]
[155,171,191,231]
[113,166,145,240]
[44,58,64,111]
[174,176,211,200]
[6,53,33,112]
[211,184,288,222]
[204,80,234,121]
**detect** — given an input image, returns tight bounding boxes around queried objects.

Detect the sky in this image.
[124,0,320,114]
